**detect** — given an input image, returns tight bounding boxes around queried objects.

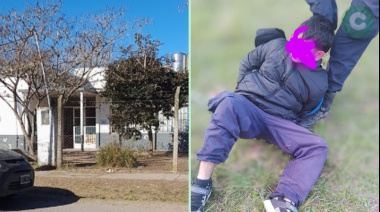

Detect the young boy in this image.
[191,15,335,212]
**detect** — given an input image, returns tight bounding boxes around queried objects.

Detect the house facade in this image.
[0,65,188,166]
[0,93,28,151]
[0,78,31,152]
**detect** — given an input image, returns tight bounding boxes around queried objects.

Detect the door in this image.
[73,108,81,149]
[73,107,96,149]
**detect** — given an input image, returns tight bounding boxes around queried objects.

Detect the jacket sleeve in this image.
[305,0,338,30]
[238,28,285,83]
[237,45,265,84]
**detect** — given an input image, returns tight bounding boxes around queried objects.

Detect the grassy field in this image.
[190,0,379,211]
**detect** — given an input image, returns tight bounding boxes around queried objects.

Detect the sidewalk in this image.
[35,170,188,181]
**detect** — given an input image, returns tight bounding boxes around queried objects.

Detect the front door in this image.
[73,108,96,149]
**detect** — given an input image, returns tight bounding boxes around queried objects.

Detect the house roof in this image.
[16,67,107,96]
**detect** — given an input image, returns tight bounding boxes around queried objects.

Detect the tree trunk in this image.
[56,94,63,169]
[24,136,35,158]
[10,102,35,158]
[148,125,153,156]
[29,117,36,158]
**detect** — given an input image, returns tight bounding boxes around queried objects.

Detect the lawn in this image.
[190,0,379,211]
[31,151,188,203]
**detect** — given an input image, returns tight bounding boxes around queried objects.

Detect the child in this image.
[191,15,335,212]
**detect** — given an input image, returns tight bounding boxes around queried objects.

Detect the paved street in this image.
[0,170,188,212]
[0,193,188,212]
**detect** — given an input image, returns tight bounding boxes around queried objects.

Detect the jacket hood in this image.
[255,28,286,47]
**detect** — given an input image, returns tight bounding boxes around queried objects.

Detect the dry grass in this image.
[32,151,188,204]
[33,177,188,203]
[59,151,188,173]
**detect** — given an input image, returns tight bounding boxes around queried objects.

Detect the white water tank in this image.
[171,52,187,72]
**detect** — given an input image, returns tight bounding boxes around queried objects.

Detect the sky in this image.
[0,0,189,57]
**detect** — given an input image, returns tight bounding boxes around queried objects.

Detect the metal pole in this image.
[80,89,84,151]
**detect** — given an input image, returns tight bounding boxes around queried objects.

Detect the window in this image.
[179,107,189,132]
[157,106,188,133]
[85,107,96,126]
[41,110,50,125]
[86,97,96,107]
[109,107,118,134]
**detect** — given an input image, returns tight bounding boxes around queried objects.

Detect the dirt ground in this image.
[33,177,188,203]
[32,151,189,204]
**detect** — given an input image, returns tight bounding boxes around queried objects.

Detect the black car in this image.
[0,149,34,197]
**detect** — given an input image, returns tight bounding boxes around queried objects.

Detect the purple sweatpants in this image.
[197,91,328,207]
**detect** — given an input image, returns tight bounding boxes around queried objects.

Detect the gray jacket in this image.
[235,28,328,122]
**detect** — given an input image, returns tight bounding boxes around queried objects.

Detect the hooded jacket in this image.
[235,28,328,122]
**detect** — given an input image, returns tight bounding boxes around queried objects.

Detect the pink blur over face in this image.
[286,26,324,69]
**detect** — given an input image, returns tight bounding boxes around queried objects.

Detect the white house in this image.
[0,66,188,166]
[0,87,28,151]
[0,77,33,152]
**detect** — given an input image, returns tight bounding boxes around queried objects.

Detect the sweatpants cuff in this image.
[197,156,225,165]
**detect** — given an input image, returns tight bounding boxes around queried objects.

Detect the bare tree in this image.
[0,3,60,157]
[178,0,189,12]
[0,2,149,167]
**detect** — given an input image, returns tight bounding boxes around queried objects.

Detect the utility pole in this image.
[34,31,56,167]
[172,86,180,173]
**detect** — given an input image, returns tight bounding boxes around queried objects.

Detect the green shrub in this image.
[96,142,139,168]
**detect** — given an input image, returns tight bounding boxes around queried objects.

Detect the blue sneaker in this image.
[191,179,212,212]
[264,196,298,212]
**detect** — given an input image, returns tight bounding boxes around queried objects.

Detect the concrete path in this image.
[35,170,188,181]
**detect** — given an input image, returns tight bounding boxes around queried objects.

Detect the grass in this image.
[33,177,188,203]
[190,0,379,211]
[96,142,139,168]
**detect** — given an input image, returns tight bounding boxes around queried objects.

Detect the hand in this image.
[298,91,336,129]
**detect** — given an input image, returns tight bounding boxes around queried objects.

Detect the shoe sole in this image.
[263,200,276,212]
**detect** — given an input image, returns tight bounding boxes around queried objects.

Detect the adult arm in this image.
[305,0,338,30]
[299,0,379,129]
[305,0,379,92]
[327,2,379,92]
